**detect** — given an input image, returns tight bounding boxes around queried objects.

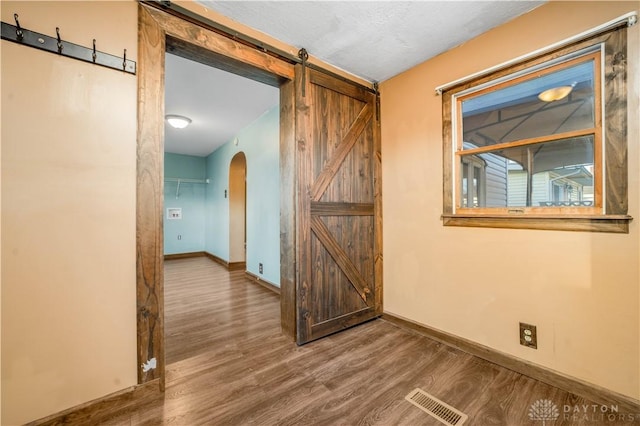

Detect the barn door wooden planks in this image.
[295,65,382,344]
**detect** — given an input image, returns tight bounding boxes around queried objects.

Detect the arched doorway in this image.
[229,152,247,269]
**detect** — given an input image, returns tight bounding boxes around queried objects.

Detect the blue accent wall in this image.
[164,153,207,255]
[204,147,229,261]
[205,106,280,285]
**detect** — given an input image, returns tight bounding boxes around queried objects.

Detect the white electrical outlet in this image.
[167,208,182,220]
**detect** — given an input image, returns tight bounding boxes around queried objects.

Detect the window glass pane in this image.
[458,135,594,208]
[462,164,469,207]
[473,166,481,208]
[461,60,595,149]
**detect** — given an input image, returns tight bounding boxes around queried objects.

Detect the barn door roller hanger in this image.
[1,14,136,75]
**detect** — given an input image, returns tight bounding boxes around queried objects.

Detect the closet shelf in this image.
[164,177,209,184]
[165,177,209,199]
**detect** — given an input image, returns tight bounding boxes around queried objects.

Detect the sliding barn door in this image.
[295,66,382,344]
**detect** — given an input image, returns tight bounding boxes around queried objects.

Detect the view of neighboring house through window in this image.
[461,153,486,208]
[457,51,599,212]
[441,24,630,232]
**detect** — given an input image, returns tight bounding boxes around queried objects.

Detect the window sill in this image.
[441,214,632,233]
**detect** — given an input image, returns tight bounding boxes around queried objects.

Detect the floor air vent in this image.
[405,388,468,426]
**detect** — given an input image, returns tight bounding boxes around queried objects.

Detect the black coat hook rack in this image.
[1,14,136,75]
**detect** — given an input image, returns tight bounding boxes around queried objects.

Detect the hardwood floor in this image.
[163,257,280,364]
[100,257,628,425]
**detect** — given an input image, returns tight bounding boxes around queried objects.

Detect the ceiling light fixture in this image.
[538,82,577,102]
[166,114,192,129]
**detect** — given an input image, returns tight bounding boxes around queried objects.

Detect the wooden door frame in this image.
[136,2,296,388]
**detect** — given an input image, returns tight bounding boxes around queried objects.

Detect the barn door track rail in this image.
[1,14,136,75]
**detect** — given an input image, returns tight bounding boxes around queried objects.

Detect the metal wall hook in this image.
[14,14,23,40]
[2,15,135,74]
[55,26,63,53]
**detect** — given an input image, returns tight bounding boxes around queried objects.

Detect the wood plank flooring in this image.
[100,257,628,425]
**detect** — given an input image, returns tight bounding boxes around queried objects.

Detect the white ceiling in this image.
[165,1,545,157]
[164,52,279,157]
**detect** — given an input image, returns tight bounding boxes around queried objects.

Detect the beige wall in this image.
[1,2,138,424]
[381,1,640,400]
[0,17,3,423]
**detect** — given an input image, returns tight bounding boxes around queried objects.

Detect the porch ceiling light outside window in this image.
[538,82,577,102]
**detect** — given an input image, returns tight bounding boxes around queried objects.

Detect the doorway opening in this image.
[162,48,282,364]
[229,152,247,269]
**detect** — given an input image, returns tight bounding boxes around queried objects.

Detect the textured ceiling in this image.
[199,1,544,82]
[166,1,545,157]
